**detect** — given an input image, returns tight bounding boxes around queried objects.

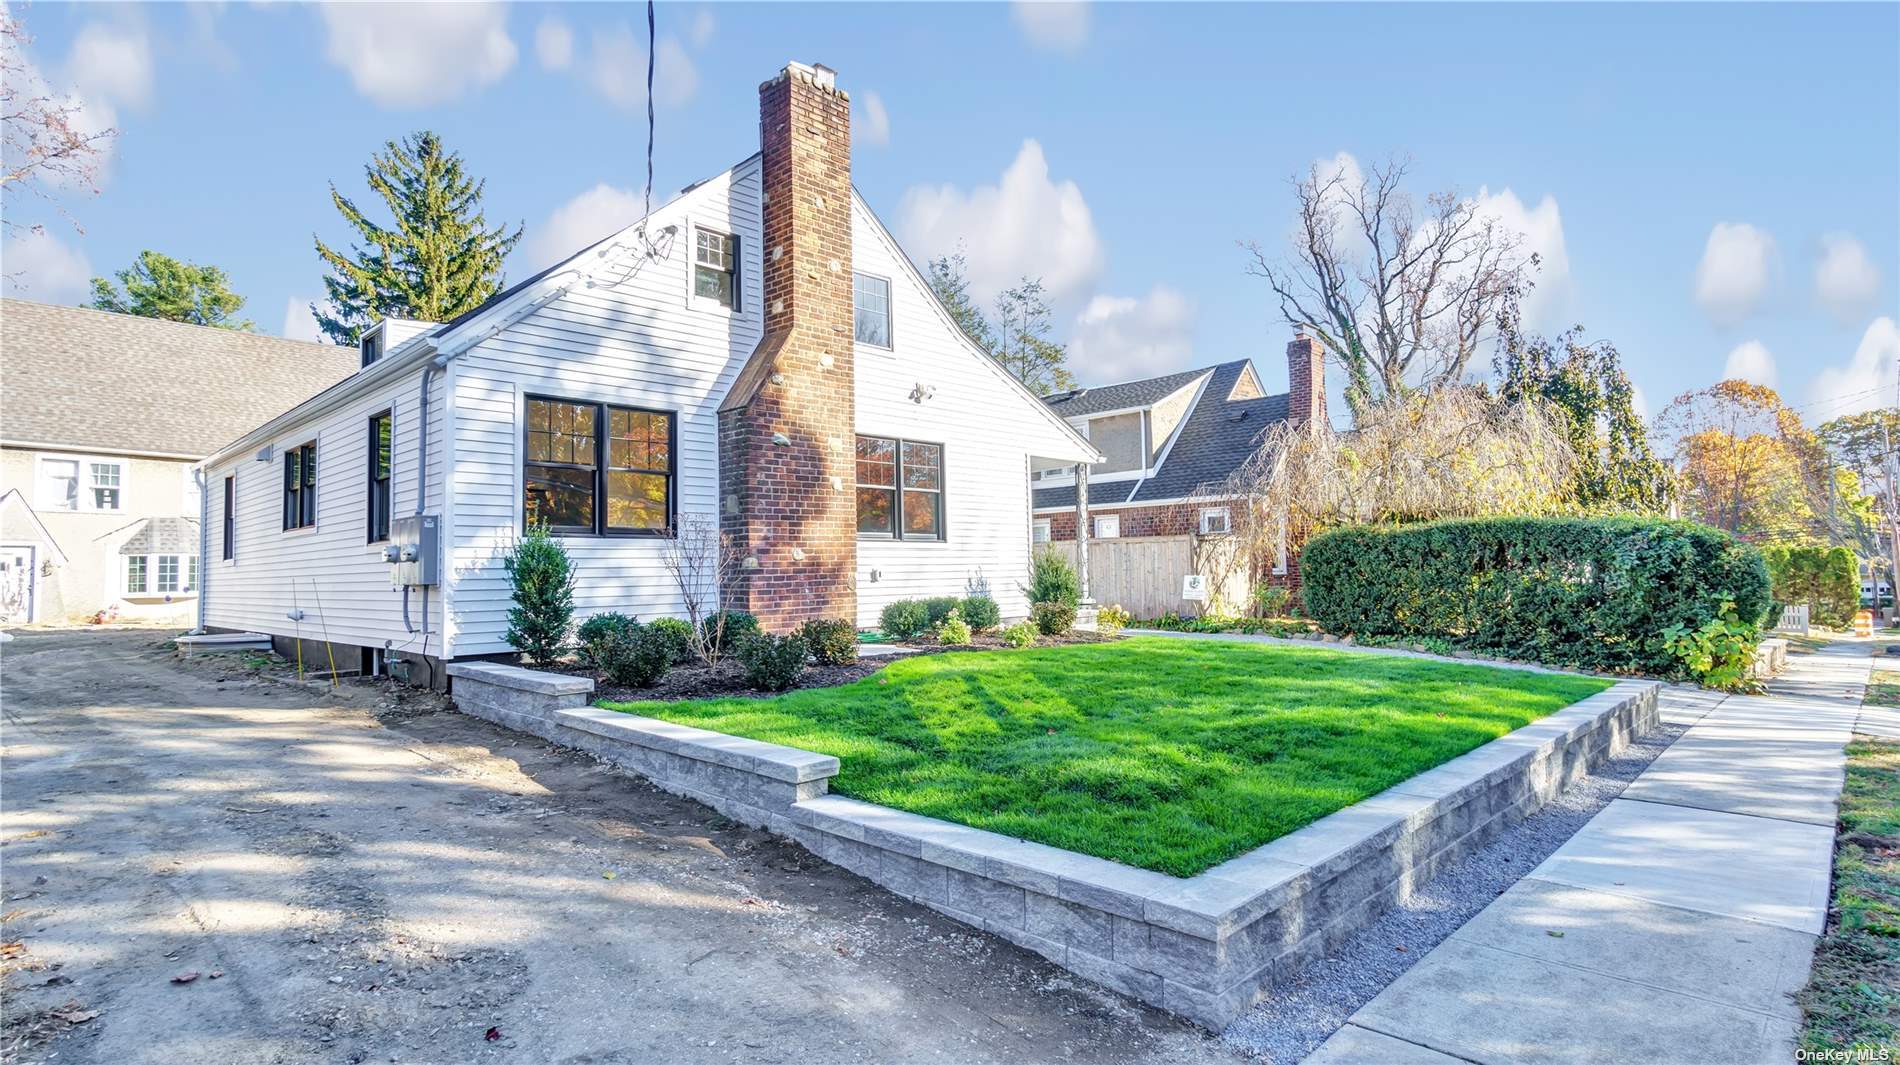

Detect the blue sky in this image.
[4,2,1896,425]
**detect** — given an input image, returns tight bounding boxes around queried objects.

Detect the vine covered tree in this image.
[1247,155,1537,419]
[1494,318,1671,513]
[89,250,253,329]
[313,131,522,344]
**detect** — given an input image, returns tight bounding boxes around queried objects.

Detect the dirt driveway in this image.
[1,628,1235,1065]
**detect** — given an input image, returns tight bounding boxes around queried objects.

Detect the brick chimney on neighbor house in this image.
[716,61,856,631]
[1287,330,1326,427]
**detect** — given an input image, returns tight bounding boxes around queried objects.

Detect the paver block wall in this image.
[447,659,1658,1030]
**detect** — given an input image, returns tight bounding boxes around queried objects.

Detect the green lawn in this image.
[1799,733,1900,1055]
[602,637,1610,877]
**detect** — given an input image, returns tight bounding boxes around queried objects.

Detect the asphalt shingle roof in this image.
[1032,360,1288,510]
[1,300,357,458]
[1040,367,1211,418]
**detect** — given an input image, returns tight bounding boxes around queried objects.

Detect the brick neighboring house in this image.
[1032,333,1326,594]
[0,300,355,624]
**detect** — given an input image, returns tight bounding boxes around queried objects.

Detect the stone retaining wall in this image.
[447,660,1658,1029]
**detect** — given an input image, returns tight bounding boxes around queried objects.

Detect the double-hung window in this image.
[283,442,317,531]
[368,412,392,543]
[855,436,943,540]
[156,555,181,594]
[222,476,235,560]
[37,458,79,510]
[853,272,891,348]
[523,397,674,537]
[693,229,738,310]
[1199,507,1231,535]
[126,556,148,594]
[87,462,122,510]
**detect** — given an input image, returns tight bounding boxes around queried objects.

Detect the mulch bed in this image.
[544,629,1123,703]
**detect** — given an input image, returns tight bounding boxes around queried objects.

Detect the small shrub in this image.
[1001,620,1038,648]
[596,624,675,688]
[701,610,760,654]
[504,523,576,665]
[959,594,1001,633]
[798,617,859,665]
[936,609,973,646]
[923,596,961,628]
[1031,600,1076,636]
[1662,602,1761,692]
[1097,604,1131,634]
[879,599,930,641]
[1026,549,1080,607]
[1252,585,1291,618]
[576,612,637,667]
[735,632,808,691]
[646,616,696,664]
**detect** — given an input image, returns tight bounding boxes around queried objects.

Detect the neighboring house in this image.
[195,61,1098,685]
[1030,335,1326,607]
[0,300,356,624]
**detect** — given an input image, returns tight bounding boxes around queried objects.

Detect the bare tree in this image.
[2,10,116,235]
[663,513,739,664]
[1247,156,1536,420]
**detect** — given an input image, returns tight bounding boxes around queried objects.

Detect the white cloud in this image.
[689,9,716,48]
[319,3,516,108]
[1815,233,1883,325]
[1067,287,1197,384]
[582,26,697,111]
[1011,1,1090,53]
[1693,222,1777,328]
[898,139,1103,308]
[280,296,328,344]
[1722,340,1777,388]
[1811,317,1900,418]
[857,91,890,148]
[2,229,93,303]
[525,183,646,271]
[535,17,574,71]
[66,19,154,112]
[1474,186,1571,331]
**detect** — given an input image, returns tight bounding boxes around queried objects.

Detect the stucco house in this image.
[0,300,356,624]
[1030,335,1327,607]
[195,61,1098,685]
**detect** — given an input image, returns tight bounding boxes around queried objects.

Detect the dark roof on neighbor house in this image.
[1033,360,1287,510]
[1040,366,1211,418]
[1,300,358,458]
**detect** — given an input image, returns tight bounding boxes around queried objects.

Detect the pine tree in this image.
[313,131,522,345]
[89,250,252,329]
[924,254,1074,395]
[925,253,996,354]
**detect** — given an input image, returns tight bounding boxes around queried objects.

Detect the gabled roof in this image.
[1,300,357,458]
[1033,360,1287,510]
[1041,367,1210,418]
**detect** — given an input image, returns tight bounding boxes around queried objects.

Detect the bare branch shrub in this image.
[663,513,738,665]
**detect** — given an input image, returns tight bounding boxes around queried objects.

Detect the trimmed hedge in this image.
[1300,516,1771,676]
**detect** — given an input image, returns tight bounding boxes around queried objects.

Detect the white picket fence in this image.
[1045,534,1251,619]
[1774,604,1811,636]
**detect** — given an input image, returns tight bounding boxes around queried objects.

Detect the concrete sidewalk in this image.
[1304,642,1873,1065]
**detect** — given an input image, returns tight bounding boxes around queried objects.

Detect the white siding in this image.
[201,365,445,658]
[445,159,764,655]
[850,198,1094,628]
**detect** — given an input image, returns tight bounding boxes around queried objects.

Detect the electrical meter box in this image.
[388,514,439,586]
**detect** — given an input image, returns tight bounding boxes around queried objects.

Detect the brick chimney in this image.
[1286,331,1326,427]
[716,62,856,631]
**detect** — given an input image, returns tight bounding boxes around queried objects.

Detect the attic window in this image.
[361,331,382,368]
[694,229,738,310]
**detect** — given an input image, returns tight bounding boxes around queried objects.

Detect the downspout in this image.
[192,466,209,634]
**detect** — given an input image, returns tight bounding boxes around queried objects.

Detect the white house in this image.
[196,61,1098,684]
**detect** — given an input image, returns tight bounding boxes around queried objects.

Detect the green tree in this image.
[923,254,1073,394]
[313,131,522,345]
[88,250,252,329]
[503,523,575,665]
[1763,544,1859,627]
[924,252,996,354]
[1494,320,1671,513]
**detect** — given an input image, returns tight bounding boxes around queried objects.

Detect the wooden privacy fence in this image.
[1045,534,1250,619]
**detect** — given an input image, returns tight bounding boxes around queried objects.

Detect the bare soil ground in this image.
[0,627,1235,1065]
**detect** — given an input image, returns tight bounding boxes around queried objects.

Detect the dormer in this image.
[357,316,439,370]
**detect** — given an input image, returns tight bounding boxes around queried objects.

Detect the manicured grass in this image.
[601,637,1610,876]
[1799,733,1900,1055]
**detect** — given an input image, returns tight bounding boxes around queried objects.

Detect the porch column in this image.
[1073,462,1092,604]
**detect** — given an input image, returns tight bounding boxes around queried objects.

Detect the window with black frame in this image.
[523,397,674,536]
[856,435,943,540]
[221,476,235,560]
[368,412,392,542]
[282,442,317,530]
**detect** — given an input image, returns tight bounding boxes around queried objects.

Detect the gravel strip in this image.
[1221,705,1701,1062]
